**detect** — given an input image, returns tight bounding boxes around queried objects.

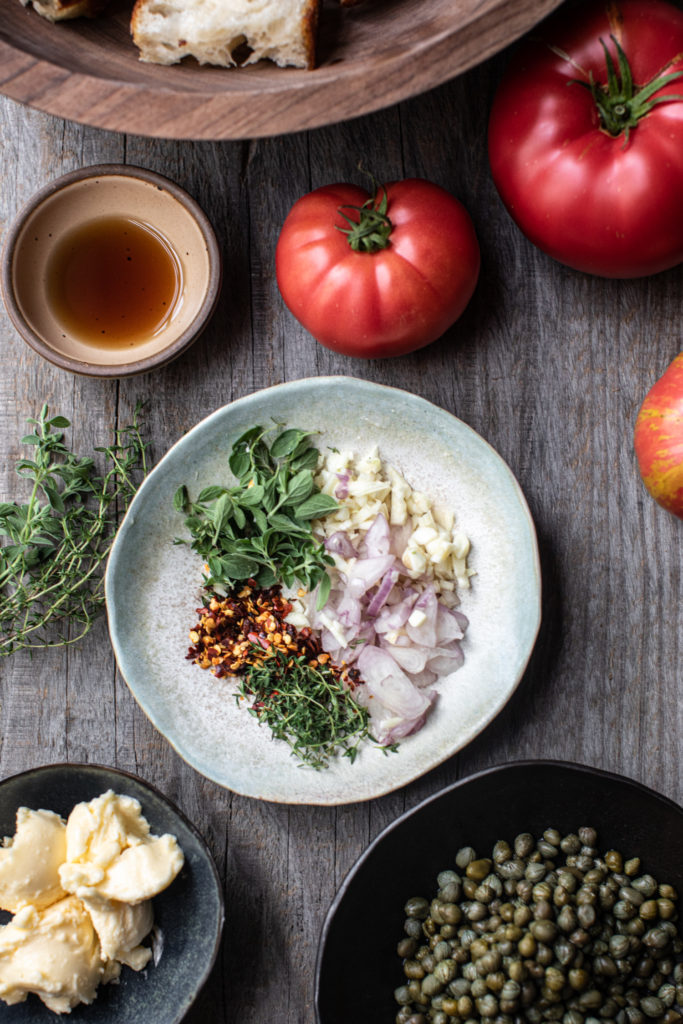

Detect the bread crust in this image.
[301,0,319,69]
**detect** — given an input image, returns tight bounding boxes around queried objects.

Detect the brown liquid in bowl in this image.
[46,216,182,348]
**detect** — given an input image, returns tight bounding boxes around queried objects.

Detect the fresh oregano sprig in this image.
[0,405,148,656]
[174,425,338,605]
[237,648,395,769]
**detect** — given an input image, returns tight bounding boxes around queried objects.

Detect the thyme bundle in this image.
[0,405,148,656]
[238,647,382,770]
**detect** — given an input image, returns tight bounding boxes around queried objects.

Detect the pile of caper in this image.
[394,827,682,1024]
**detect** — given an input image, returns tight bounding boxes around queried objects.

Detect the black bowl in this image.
[0,763,224,1023]
[315,760,683,1024]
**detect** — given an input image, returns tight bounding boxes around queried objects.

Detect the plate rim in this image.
[106,376,542,804]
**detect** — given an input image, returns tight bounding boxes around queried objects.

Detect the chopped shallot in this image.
[293,512,468,745]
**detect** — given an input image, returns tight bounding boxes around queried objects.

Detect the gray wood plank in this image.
[0,27,682,1024]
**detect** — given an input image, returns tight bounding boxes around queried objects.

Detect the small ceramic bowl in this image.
[1,165,221,377]
[0,762,225,1022]
[315,760,683,1023]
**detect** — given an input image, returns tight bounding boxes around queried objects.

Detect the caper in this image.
[657,983,676,1008]
[513,833,534,858]
[434,960,456,985]
[466,858,493,882]
[456,847,476,869]
[569,968,589,990]
[405,897,430,919]
[486,971,506,993]
[605,850,624,872]
[658,898,676,920]
[632,876,658,898]
[499,858,525,881]
[398,937,417,958]
[493,840,512,864]
[516,879,533,903]
[578,989,603,1010]
[457,994,474,1016]
[526,862,547,884]
[577,904,596,929]
[614,901,638,921]
[476,993,499,1017]
[533,882,553,902]
[395,984,412,1005]
[643,927,670,950]
[462,878,478,899]
[439,881,461,903]
[609,934,630,958]
[422,973,442,997]
[440,903,462,925]
[640,996,664,1018]
[531,920,557,944]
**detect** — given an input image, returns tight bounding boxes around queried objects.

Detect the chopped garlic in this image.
[311,447,475,608]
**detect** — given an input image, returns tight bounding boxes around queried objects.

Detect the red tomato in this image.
[488,0,683,278]
[634,352,683,518]
[275,179,480,358]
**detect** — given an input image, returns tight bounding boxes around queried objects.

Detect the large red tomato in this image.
[488,0,683,278]
[275,179,480,358]
[634,352,683,518]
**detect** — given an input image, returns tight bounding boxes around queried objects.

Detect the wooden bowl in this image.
[1,165,221,378]
[0,0,565,140]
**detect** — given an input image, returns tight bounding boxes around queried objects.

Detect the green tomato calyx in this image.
[336,183,393,254]
[560,35,683,141]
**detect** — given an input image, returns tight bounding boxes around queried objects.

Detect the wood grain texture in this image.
[1,17,683,1022]
[0,0,564,139]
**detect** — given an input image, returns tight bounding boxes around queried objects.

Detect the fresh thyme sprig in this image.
[0,404,148,656]
[237,648,395,769]
[174,425,339,605]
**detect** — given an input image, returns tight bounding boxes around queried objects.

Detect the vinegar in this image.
[46,216,182,348]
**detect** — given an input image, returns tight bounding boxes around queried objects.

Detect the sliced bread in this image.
[131,0,320,69]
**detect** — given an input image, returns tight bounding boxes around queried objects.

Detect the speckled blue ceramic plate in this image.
[0,763,224,1023]
[106,377,541,805]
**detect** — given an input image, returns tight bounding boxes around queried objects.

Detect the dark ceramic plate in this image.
[0,763,224,1023]
[315,760,683,1024]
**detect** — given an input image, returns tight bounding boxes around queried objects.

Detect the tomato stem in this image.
[336,183,393,253]
[566,35,683,141]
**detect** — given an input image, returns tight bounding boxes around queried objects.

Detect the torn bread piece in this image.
[20,0,108,21]
[131,0,320,70]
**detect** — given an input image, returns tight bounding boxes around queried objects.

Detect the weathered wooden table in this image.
[1,27,682,1024]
